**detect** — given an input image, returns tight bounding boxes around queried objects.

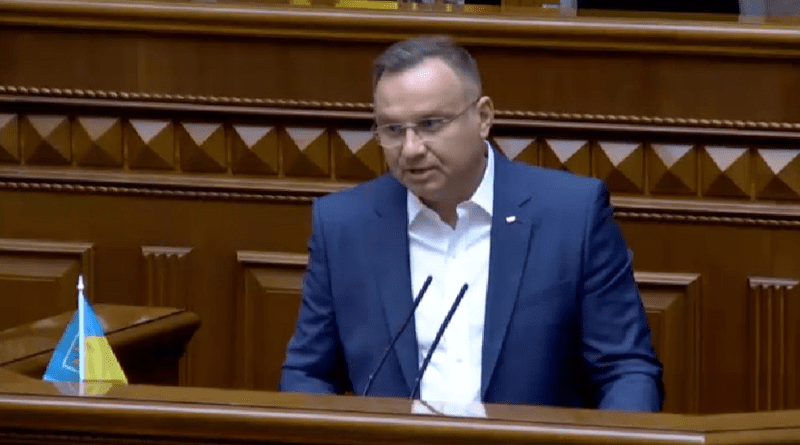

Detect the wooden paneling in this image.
[235,251,307,391]
[748,277,800,411]
[0,100,799,413]
[142,246,192,308]
[637,272,701,414]
[0,239,93,331]
[1,0,800,415]
[3,0,800,125]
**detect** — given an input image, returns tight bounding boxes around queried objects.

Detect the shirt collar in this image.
[408,141,494,224]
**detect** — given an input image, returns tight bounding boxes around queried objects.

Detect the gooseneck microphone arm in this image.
[410,283,469,400]
[363,275,433,396]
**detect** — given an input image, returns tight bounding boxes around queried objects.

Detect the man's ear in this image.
[477,96,494,139]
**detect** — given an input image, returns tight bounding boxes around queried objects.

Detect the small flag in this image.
[43,275,127,384]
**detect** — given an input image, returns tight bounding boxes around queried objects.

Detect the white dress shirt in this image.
[408,145,493,404]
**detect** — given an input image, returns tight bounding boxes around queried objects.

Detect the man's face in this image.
[373,58,493,210]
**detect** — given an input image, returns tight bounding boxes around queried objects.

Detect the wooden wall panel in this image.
[0,239,93,331]
[235,251,307,391]
[141,246,192,308]
[748,277,800,411]
[637,272,701,414]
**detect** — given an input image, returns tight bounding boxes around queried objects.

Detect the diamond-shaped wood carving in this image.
[649,143,697,195]
[755,148,800,200]
[282,127,329,178]
[333,129,383,181]
[231,124,278,175]
[22,115,71,165]
[701,146,750,198]
[127,119,175,170]
[0,114,19,163]
[594,141,644,194]
[178,122,226,173]
[74,117,123,167]
[541,139,590,176]
[492,136,537,166]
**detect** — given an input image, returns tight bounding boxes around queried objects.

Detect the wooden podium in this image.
[1,295,799,444]
[0,381,799,445]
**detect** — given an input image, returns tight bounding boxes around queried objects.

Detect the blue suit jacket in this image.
[280,151,663,411]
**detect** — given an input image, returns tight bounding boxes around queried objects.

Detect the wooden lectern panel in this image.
[0,380,799,445]
[0,305,200,385]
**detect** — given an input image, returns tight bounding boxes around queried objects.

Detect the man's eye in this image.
[417,119,445,132]
[384,124,405,135]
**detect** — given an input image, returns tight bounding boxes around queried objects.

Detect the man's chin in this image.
[408,187,442,205]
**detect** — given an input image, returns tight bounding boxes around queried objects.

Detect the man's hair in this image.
[371,35,482,99]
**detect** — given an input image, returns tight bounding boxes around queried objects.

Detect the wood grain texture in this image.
[1,1,800,415]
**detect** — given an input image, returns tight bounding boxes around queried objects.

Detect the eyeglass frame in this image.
[371,97,481,148]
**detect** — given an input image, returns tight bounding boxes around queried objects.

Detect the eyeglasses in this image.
[372,98,479,148]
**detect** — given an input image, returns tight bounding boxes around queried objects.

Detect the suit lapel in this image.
[372,176,418,394]
[481,153,538,398]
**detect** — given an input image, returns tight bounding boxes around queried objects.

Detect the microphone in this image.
[410,283,469,400]
[363,275,433,396]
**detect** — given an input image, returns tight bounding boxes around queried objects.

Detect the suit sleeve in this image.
[579,182,664,411]
[279,200,350,394]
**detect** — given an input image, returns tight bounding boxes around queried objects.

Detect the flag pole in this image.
[77,275,85,382]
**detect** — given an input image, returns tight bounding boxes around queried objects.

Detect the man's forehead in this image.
[374,58,466,116]
[376,58,461,90]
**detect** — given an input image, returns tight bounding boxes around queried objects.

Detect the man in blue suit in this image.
[280,36,663,411]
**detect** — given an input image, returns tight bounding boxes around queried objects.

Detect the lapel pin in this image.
[505,215,517,224]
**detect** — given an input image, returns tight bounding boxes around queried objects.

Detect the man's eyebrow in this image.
[376,112,445,123]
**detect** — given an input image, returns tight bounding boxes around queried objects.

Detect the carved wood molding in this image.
[0,85,373,112]
[140,246,193,385]
[613,212,800,228]
[141,246,192,308]
[5,170,800,228]
[748,277,800,411]
[3,85,800,132]
[236,251,308,266]
[0,179,317,203]
[612,198,800,227]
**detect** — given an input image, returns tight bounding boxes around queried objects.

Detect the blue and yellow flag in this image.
[43,275,127,384]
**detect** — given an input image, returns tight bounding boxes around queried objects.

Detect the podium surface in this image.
[0,381,800,445]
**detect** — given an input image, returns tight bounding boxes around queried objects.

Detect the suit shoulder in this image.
[507,161,604,203]
[313,174,397,222]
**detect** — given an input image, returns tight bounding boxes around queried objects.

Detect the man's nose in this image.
[400,127,425,157]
